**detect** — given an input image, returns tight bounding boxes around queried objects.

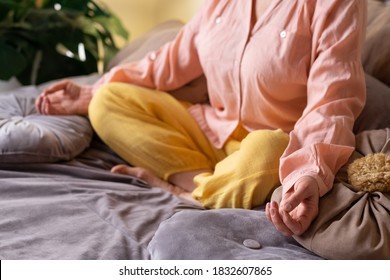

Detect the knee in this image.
[243,129,289,159]
[88,84,112,135]
[88,83,140,133]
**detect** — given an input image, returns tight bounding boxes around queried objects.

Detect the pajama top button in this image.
[149,52,157,61]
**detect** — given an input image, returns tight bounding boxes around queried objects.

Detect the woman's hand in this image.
[35,80,92,116]
[266,176,319,236]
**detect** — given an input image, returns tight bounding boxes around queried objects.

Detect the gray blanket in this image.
[0,137,321,260]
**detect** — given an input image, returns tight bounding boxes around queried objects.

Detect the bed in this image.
[0,0,389,260]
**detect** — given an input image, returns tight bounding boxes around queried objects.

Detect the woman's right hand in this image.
[35,80,93,116]
[266,176,319,236]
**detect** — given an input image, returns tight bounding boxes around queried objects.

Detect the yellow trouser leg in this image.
[89,82,289,209]
[192,129,289,209]
[88,83,224,180]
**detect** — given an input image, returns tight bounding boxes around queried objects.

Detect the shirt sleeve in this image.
[91,5,206,95]
[279,0,367,197]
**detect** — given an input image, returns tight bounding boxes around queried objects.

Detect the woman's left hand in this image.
[266,176,319,236]
[35,80,92,116]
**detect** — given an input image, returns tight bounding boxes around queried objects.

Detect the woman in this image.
[36,0,367,236]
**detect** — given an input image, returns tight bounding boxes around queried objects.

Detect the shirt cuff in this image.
[282,170,329,197]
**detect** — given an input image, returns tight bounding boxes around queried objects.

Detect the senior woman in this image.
[36,0,367,236]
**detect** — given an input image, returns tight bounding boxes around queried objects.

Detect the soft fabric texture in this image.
[0,139,203,260]
[193,129,289,209]
[363,0,390,86]
[90,83,289,209]
[89,83,224,180]
[148,209,323,260]
[354,74,390,133]
[0,88,93,163]
[272,128,390,260]
[91,0,367,201]
[105,5,389,136]
[0,113,319,260]
[107,20,208,104]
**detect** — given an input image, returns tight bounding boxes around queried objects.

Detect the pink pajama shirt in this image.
[93,0,367,197]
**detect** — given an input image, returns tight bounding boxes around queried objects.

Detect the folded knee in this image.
[243,129,289,157]
[88,84,110,135]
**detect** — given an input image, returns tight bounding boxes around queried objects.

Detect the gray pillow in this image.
[353,74,390,134]
[363,1,390,86]
[0,91,93,163]
[149,209,323,260]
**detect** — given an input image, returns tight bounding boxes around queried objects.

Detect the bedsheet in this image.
[0,134,323,260]
[0,136,202,259]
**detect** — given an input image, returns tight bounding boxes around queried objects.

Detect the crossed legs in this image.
[89,83,289,209]
[88,83,222,204]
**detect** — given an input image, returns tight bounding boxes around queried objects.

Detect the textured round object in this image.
[347,153,390,192]
[0,93,93,163]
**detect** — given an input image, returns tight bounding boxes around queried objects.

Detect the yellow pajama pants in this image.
[89,83,289,209]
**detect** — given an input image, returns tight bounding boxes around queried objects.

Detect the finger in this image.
[43,97,52,115]
[42,97,48,115]
[45,90,64,104]
[41,97,47,115]
[281,181,313,212]
[281,210,306,236]
[44,80,71,95]
[39,96,48,115]
[265,202,271,221]
[269,201,294,236]
[45,98,63,115]
[35,95,43,114]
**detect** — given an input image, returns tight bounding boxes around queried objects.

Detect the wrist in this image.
[77,86,93,116]
[297,175,320,196]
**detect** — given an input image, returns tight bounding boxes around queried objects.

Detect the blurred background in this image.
[0,0,204,86]
[100,0,204,43]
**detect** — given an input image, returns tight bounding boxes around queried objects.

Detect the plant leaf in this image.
[0,41,28,80]
[34,46,97,84]
[0,0,128,85]
[92,15,129,40]
[43,0,90,11]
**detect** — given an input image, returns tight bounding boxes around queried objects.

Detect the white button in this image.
[280,30,287,38]
[149,52,157,61]
[243,239,262,249]
[215,17,222,24]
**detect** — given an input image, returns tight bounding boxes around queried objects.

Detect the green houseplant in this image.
[0,0,128,85]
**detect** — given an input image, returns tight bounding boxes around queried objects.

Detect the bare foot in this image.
[111,164,201,206]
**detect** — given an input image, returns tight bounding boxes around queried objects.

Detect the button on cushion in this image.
[243,239,262,249]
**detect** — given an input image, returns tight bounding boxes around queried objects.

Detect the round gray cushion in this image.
[0,93,93,163]
[148,209,323,260]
